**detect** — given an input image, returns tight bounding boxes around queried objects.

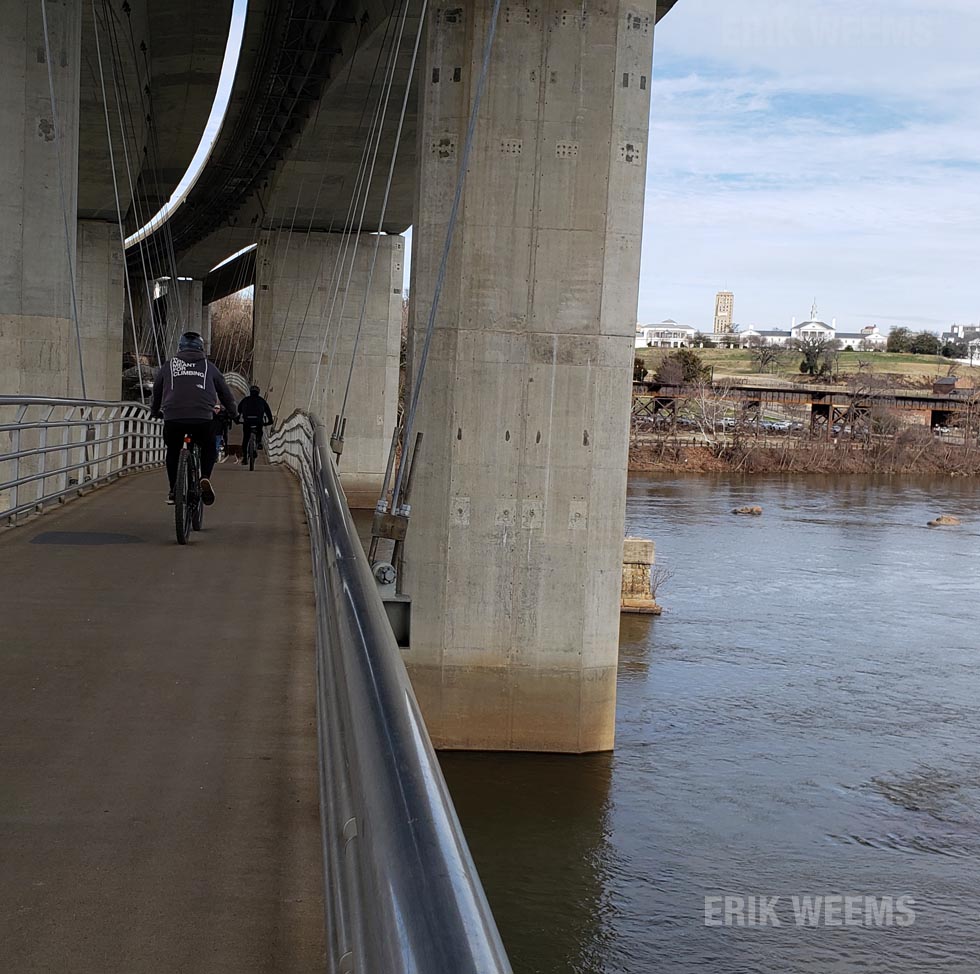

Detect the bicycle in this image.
[244,426,258,471]
[174,433,205,544]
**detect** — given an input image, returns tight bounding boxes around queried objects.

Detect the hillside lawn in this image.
[635,347,980,387]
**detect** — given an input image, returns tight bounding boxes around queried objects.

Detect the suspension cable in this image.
[275,4,406,416]
[278,23,403,407]
[306,0,412,412]
[391,0,503,509]
[40,0,86,399]
[92,0,145,403]
[266,15,370,386]
[253,11,372,397]
[101,5,163,364]
[335,2,427,431]
[129,15,187,343]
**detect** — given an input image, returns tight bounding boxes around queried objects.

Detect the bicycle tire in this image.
[248,434,256,471]
[174,450,192,544]
[191,447,205,531]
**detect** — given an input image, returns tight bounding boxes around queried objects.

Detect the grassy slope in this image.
[635,347,980,387]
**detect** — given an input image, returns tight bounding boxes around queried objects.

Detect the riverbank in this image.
[629,437,980,475]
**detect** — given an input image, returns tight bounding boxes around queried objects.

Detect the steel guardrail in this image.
[268,412,512,974]
[0,397,164,522]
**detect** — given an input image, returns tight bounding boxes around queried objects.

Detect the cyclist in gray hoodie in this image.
[151,332,238,505]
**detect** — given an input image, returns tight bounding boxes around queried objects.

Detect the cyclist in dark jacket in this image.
[237,385,274,462]
[151,332,237,505]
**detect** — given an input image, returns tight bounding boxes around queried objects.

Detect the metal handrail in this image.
[0,397,164,521]
[268,412,512,974]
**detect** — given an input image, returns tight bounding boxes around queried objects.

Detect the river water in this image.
[441,474,980,973]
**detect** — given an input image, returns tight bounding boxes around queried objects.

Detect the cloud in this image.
[640,0,980,333]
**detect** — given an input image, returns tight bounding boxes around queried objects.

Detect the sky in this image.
[639,0,980,334]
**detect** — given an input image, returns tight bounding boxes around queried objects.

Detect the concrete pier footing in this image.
[621,537,661,615]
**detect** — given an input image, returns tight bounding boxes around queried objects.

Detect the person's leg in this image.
[191,422,218,505]
[192,422,218,479]
[163,422,184,490]
[241,423,251,461]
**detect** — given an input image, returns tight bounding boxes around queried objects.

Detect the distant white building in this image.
[837,325,888,351]
[736,305,887,350]
[942,323,980,344]
[635,320,698,349]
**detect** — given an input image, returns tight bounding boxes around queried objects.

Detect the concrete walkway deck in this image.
[0,460,323,973]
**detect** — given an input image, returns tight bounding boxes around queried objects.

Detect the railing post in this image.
[109,409,119,475]
[37,406,55,511]
[11,405,27,515]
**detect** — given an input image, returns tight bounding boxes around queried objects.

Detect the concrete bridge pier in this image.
[171,278,206,339]
[252,229,404,505]
[75,219,125,400]
[0,0,81,398]
[403,1,657,752]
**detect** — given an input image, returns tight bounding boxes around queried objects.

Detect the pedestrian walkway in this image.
[0,460,324,973]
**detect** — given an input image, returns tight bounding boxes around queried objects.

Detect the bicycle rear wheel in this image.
[248,434,256,471]
[174,450,192,544]
[191,449,205,531]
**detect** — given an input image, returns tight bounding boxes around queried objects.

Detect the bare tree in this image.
[789,335,841,377]
[684,379,733,443]
[747,336,783,373]
[649,565,675,600]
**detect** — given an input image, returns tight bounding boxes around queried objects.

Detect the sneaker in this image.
[200,478,216,506]
[166,490,175,505]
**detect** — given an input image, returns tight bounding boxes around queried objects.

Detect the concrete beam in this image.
[203,247,256,305]
[403,1,658,753]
